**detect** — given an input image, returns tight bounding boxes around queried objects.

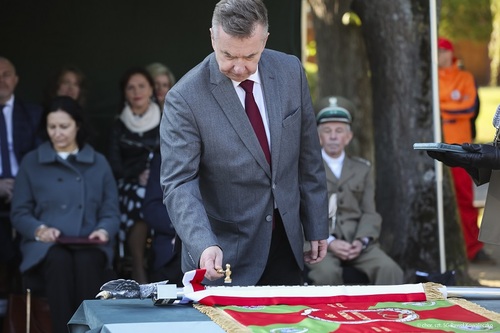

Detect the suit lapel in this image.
[339,156,355,185]
[259,53,281,176]
[209,55,271,178]
[324,156,355,189]
[323,160,338,195]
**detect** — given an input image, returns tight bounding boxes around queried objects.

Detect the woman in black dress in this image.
[108,67,161,283]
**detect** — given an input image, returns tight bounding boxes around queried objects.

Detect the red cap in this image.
[438,37,454,52]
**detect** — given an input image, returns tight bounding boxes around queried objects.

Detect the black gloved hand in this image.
[427,143,500,170]
[427,150,463,167]
[460,143,500,170]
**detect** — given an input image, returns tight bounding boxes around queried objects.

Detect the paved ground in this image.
[468,242,500,287]
[468,184,500,287]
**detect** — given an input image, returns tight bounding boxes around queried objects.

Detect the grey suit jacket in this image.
[478,170,500,245]
[324,155,381,243]
[160,49,328,286]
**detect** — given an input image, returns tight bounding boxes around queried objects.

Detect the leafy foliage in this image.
[439,0,492,41]
[490,0,500,85]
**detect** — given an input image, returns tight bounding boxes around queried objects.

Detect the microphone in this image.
[493,104,500,146]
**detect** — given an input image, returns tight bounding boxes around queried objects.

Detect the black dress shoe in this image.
[470,249,496,265]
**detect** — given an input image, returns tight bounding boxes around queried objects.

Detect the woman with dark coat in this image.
[108,67,161,284]
[11,96,120,333]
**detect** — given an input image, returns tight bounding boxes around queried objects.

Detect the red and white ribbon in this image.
[181,269,428,306]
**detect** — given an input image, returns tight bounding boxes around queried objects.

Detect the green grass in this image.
[475,87,500,143]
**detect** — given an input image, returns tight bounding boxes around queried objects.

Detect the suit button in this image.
[76,177,81,181]
[78,204,82,209]
[339,200,343,205]
[338,186,343,192]
[265,215,273,222]
[61,204,67,209]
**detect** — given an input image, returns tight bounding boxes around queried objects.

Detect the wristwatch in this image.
[358,237,370,250]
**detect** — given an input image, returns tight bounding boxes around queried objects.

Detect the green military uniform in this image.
[307,96,403,285]
[307,155,404,285]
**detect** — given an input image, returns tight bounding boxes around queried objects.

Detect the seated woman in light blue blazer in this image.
[11,96,120,333]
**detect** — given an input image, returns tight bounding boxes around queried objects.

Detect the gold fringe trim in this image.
[423,282,447,300]
[194,284,500,331]
[449,298,500,324]
[194,304,251,333]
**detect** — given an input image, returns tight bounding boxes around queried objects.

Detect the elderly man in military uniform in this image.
[306,96,404,285]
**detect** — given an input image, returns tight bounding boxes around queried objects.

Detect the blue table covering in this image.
[68,299,224,333]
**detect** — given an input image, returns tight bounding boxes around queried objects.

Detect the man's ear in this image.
[262,32,269,48]
[346,129,353,145]
[209,28,215,50]
[13,74,19,90]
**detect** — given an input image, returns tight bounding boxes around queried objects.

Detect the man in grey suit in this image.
[160,0,329,286]
[306,96,404,285]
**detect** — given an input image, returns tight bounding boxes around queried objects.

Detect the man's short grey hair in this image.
[212,0,268,38]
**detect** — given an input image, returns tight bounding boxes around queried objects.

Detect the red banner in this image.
[182,270,500,332]
[197,300,500,333]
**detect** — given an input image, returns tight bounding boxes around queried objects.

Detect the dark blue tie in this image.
[0,105,12,178]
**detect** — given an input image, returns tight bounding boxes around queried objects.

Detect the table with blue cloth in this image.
[68,299,224,333]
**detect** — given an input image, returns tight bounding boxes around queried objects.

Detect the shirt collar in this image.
[231,67,261,89]
[322,149,345,166]
[38,142,94,164]
[3,95,14,109]
[57,148,80,160]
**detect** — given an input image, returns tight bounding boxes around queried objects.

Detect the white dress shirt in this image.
[1,95,19,177]
[322,149,345,179]
[233,68,271,149]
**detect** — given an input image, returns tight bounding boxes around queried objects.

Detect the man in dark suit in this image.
[0,56,42,292]
[143,152,183,286]
[160,0,329,286]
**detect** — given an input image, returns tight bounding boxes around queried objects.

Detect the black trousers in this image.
[0,211,21,294]
[256,211,302,286]
[149,252,183,287]
[0,213,17,263]
[25,245,106,333]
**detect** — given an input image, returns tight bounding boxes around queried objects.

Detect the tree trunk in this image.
[349,0,468,282]
[308,0,374,161]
